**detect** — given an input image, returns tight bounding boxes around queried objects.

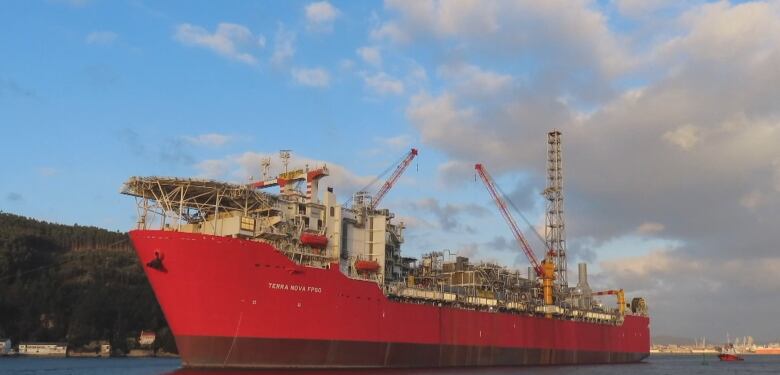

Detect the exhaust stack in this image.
[578,263,589,288]
[577,263,592,309]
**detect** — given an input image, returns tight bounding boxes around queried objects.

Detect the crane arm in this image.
[475,164,543,277]
[591,289,622,296]
[592,289,626,315]
[370,148,418,210]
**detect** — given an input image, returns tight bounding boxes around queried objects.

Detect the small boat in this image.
[718,353,744,361]
[718,342,744,361]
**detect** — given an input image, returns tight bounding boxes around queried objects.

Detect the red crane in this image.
[475,163,543,277]
[369,148,418,210]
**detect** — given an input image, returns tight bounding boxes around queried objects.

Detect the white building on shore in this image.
[18,342,67,357]
[139,331,156,347]
[0,338,11,355]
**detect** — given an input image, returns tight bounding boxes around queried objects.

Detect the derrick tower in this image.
[543,130,567,287]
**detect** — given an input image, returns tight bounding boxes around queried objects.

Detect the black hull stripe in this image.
[176,336,649,369]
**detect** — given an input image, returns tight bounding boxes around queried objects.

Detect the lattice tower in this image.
[543,130,567,287]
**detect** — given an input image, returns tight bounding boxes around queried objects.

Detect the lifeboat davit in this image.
[355,260,380,273]
[299,233,328,248]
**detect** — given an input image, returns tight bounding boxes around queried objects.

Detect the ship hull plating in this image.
[130,230,650,369]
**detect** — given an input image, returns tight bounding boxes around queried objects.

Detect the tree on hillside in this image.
[0,212,175,354]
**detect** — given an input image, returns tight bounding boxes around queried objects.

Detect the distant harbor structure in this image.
[754,346,780,355]
[651,336,780,355]
[139,330,156,347]
[68,340,112,357]
[18,342,67,357]
[100,343,111,356]
[0,338,11,355]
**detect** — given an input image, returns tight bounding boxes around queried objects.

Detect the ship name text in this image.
[268,282,322,294]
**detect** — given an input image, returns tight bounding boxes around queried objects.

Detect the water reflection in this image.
[165,368,555,375]
[166,369,491,375]
[163,365,643,375]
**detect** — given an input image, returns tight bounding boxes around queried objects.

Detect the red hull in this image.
[718,353,744,361]
[130,230,650,368]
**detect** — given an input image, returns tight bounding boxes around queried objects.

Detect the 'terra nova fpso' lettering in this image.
[268,282,322,294]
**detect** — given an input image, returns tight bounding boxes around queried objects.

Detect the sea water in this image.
[2,355,779,375]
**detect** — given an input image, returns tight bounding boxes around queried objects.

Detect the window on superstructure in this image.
[330,207,334,217]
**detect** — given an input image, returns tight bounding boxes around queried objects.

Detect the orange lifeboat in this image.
[355,260,380,273]
[299,233,328,248]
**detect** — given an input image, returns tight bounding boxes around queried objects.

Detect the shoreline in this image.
[1,353,179,359]
[651,352,780,356]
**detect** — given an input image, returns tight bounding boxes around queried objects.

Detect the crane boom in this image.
[592,289,626,315]
[475,164,543,277]
[370,148,418,210]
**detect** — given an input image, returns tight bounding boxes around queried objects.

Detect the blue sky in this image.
[3,0,780,340]
[1,1,411,223]
[1,0,544,261]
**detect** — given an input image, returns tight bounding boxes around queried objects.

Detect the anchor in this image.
[146,250,167,272]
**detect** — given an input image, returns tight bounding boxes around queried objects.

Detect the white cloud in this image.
[174,23,263,65]
[305,1,340,32]
[376,0,499,40]
[365,135,413,157]
[614,0,678,18]
[184,133,232,147]
[85,31,117,45]
[662,124,700,150]
[665,1,780,64]
[371,22,406,42]
[407,197,488,232]
[271,24,296,66]
[391,0,780,340]
[196,159,232,179]
[394,214,436,232]
[599,249,780,337]
[436,160,475,185]
[373,0,632,86]
[196,152,374,197]
[407,92,516,167]
[739,190,763,210]
[291,67,331,87]
[377,134,411,150]
[635,221,665,235]
[357,46,382,67]
[438,63,512,96]
[362,72,404,95]
[774,158,780,192]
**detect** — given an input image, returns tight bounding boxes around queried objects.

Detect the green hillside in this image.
[0,211,175,354]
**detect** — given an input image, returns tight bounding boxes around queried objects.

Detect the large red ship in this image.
[123,132,650,368]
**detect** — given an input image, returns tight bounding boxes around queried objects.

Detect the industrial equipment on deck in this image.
[122,134,647,327]
[122,131,650,369]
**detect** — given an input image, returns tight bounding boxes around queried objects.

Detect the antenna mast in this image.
[279,150,292,174]
[260,157,271,180]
